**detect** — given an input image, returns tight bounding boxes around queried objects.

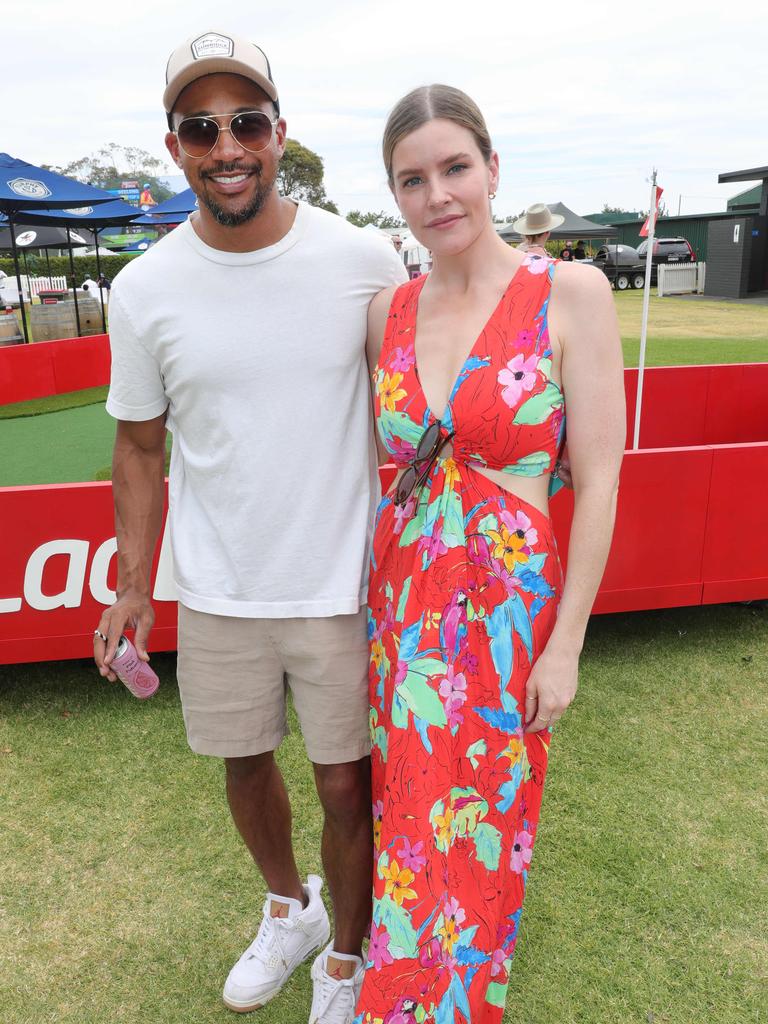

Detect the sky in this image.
[5,0,766,221]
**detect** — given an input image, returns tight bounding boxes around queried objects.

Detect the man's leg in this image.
[225,751,304,905]
[221,751,332,1013]
[279,610,373,1015]
[313,758,373,963]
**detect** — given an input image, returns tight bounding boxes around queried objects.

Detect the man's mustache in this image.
[199,162,263,179]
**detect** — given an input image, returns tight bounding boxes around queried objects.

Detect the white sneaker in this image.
[223,874,331,1013]
[309,944,365,1024]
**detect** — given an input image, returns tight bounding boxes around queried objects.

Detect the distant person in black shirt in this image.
[559,243,574,261]
[573,240,586,260]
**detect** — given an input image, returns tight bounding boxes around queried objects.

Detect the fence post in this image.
[658,264,665,298]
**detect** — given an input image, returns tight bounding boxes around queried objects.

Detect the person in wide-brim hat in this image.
[513,203,565,256]
[513,202,565,236]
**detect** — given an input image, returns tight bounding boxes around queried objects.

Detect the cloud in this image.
[4,0,765,218]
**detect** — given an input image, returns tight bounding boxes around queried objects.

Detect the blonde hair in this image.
[383,84,493,187]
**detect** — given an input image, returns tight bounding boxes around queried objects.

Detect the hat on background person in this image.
[513,203,565,235]
[163,30,279,119]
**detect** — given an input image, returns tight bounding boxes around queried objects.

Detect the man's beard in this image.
[198,162,274,227]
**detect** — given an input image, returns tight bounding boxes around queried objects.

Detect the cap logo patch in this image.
[8,177,52,199]
[191,33,234,60]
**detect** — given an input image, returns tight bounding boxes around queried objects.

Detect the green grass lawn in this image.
[1,601,766,1024]
[615,290,768,367]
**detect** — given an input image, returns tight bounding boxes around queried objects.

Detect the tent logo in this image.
[191,33,234,60]
[63,206,93,216]
[9,178,52,199]
[71,232,87,245]
[16,231,38,246]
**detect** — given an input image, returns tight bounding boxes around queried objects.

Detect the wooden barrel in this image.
[30,302,77,342]
[77,297,105,336]
[0,310,23,346]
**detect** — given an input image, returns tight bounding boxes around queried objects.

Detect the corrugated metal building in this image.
[610,212,746,261]
[585,189,761,261]
[727,185,762,212]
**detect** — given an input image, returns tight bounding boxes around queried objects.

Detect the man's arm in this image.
[94,414,167,681]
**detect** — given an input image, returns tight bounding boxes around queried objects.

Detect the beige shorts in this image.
[176,604,371,764]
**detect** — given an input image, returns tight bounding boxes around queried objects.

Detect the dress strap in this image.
[378,276,424,370]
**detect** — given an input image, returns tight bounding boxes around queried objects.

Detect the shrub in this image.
[0,252,141,288]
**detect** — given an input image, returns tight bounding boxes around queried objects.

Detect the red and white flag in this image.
[640,186,664,237]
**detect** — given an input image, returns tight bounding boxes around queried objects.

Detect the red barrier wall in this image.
[701,443,768,604]
[624,363,768,448]
[0,482,176,664]
[0,334,110,405]
[2,344,767,664]
[2,444,767,665]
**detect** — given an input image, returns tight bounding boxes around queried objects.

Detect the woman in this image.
[354,85,625,1024]
[514,201,564,257]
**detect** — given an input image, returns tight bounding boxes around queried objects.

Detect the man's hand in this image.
[555,444,573,489]
[94,589,155,682]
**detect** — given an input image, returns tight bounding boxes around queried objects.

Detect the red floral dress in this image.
[354,256,566,1024]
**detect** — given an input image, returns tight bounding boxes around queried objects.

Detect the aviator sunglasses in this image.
[175,110,279,159]
[394,421,455,508]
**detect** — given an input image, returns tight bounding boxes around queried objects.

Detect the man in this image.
[93,30,406,1023]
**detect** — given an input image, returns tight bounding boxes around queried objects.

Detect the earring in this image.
[489,191,496,199]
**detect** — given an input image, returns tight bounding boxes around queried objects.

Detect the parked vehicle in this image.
[584,244,647,290]
[636,237,696,284]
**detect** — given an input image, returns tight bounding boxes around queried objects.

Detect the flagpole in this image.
[633,169,658,450]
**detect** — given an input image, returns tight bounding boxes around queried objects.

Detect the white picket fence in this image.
[658,262,706,297]
[24,275,69,297]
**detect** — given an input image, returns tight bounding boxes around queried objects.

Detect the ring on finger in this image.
[94,630,107,642]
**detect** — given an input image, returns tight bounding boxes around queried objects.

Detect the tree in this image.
[43,144,175,202]
[601,204,631,216]
[277,139,338,214]
[345,210,405,229]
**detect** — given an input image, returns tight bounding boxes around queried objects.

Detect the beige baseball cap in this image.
[163,31,279,115]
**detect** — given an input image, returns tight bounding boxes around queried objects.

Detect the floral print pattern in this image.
[355,258,566,1023]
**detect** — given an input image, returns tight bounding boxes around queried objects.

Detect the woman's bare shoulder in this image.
[551,259,613,304]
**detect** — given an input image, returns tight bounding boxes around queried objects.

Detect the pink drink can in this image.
[111,635,159,699]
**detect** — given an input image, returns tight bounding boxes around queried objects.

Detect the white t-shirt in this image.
[106,202,407,618]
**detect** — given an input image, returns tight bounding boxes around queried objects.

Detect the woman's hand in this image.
[524,642,580,733]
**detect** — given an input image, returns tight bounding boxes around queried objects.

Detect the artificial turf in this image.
[0,385,109,420]
[0,403,116,487]
[0,600,765,1023]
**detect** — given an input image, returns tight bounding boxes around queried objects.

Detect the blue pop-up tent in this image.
[131,186,197,227]
[0,154,114,341]
[132,209,191,225]
[139,186,197,218]
[11,199,142,331]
